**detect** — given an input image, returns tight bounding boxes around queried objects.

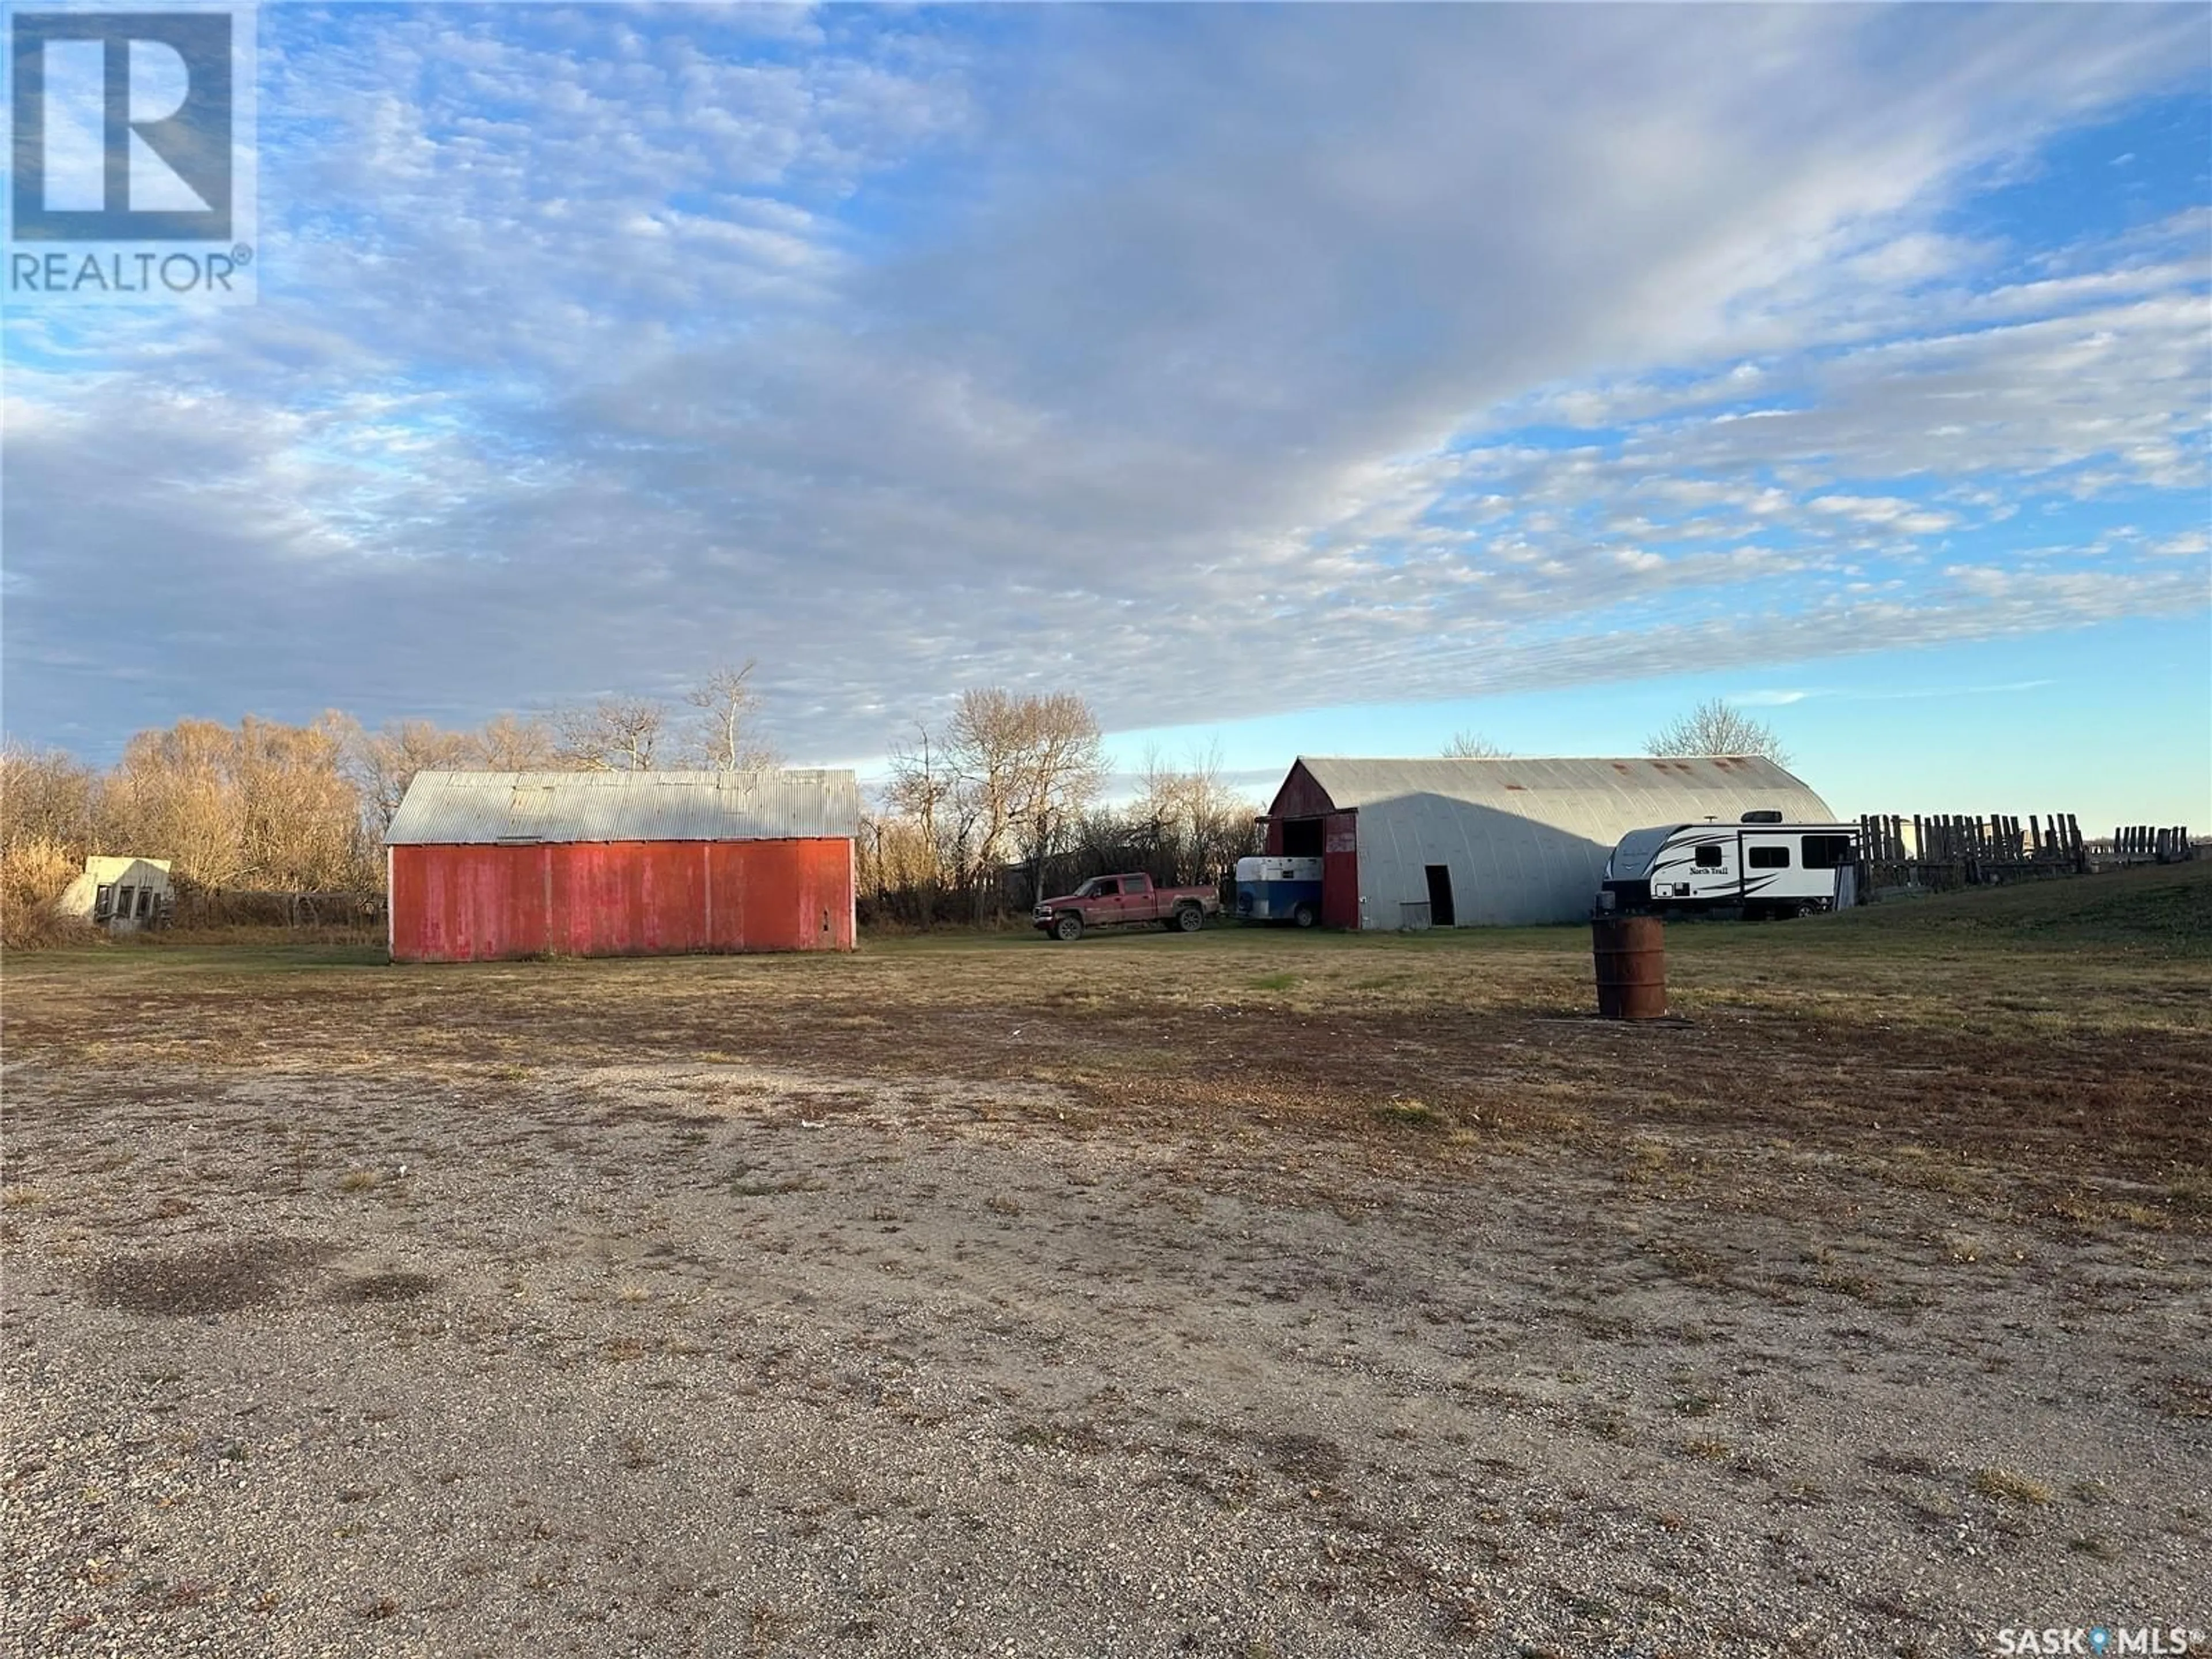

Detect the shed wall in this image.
[1266,762,1337,821]
[1351,797,1613,926]
[390,840,854,962]
[1321,812,1361,929]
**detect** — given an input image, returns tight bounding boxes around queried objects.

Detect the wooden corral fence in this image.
[1856,812,2086,893]
[2097,826,2196,866]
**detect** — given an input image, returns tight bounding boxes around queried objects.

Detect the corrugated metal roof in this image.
[1278,756,1836,926]
[385,770,859,846]
[1290,755,1832,817]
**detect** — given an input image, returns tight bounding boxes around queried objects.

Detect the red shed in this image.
[385,770,858,963]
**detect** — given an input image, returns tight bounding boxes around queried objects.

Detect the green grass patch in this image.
[1373,1099,1443,1130]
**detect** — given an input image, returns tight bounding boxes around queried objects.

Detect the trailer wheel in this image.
[1292,903,1316,929]
[1174,904,1204,933]
[1792,900,1817,919]
[1052,912,1083,942]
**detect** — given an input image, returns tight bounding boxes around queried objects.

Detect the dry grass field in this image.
[4,861,2209,1657]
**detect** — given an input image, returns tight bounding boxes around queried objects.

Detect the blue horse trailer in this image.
[1235,856,1325,926]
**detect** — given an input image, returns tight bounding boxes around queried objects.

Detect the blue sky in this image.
[3,3,2207,828]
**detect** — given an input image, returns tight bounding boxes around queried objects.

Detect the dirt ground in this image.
[4,863,2209,1657]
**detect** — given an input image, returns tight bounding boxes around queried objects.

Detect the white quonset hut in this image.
[1260,755,1835,927]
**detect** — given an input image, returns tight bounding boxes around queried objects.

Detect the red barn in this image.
[385,770,858,963]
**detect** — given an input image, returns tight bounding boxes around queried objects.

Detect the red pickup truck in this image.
[1032,873,1221,940]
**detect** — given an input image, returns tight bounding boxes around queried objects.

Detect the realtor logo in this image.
[9,6,255,300]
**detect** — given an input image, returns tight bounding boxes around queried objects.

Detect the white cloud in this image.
[1808,496,1962,535]
[3,5,2206,758]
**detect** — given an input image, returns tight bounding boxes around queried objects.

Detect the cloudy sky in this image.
[4,2,2208,823]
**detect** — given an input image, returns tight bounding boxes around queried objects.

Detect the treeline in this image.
[862,689,1259,926]
[3,716,374,934]
[0,669,1262,941]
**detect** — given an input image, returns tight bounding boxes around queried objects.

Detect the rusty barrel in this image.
[1591,915,1666,1020]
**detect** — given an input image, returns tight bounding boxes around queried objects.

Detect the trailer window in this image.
[1802,835,1853,869]
[1693,845,1723,869]
[94,884,114,921]
[1748,846,1790,869]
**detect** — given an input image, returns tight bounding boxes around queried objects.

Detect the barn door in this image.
[1424,865,1456,927]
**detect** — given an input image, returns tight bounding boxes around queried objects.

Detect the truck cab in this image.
[1032,872,1221,940]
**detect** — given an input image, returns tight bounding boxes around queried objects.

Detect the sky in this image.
[3,2,2208,830]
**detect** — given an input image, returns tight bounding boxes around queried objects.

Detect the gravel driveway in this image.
[6,1049,2207,1658]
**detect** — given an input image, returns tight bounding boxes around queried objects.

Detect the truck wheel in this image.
[1053,912,1083,942]
[1292,903,1316,929]
[1175,904,1204,933]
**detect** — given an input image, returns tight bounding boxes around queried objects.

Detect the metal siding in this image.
[714,840,778,950]
[708,838,854,952]
[391,844,545,962]
[387,769,861,846]
[1322,812,1361,929]
[391,840,854,962]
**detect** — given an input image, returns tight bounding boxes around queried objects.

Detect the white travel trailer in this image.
[1600,815,1859,919]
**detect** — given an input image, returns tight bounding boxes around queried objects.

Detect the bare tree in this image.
[885,724,956,925]
[0,743,96,850]
[683,661,779,772]
[941,688,1106,919]
[1010,692,1108,907]
[1646,698,1790,764]
[0,744,99,942]
[554,697,667,771]
[1443,731,1511,758]
[478,713,561,771]
[232,715,366,891]
[103,714,372,892]
[347,717,480,829]
[106,717,254,889]
[1134,742,1260,885]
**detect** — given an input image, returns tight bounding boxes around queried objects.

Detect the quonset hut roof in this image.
[385,770,861,846]
[1269,755,1836,926]
[1274,755,1832,825]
